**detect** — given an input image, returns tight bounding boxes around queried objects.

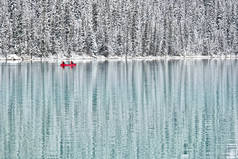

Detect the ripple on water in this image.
[0,60,237,159]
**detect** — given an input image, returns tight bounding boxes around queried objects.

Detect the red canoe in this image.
[60,63,76,68]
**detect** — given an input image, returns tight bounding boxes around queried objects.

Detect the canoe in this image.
[60,63,76,67]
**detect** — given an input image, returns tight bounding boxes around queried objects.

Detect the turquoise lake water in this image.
[0,60,238,159]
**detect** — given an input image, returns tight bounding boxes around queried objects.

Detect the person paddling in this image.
[60,61,76,68]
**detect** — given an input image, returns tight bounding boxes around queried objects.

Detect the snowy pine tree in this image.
[0,0,238,58]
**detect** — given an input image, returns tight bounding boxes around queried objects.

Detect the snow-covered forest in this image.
[0,0,238,58]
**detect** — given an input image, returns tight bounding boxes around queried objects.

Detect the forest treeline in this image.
[0,0,238,58]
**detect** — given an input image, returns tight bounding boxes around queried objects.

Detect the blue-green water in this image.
[0,60,238,159]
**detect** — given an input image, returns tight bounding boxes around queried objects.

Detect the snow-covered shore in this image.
[0,54,238,62]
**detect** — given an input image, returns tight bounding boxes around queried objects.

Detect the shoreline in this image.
[0,54,238,62]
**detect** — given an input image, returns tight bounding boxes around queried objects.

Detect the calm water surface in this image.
[0,60,238,159]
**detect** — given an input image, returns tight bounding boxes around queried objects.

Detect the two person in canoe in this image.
[60,61,76,68]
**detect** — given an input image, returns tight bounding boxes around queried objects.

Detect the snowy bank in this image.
[0,54,238,62]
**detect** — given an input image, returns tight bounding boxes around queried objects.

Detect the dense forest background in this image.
[0,0,238,58]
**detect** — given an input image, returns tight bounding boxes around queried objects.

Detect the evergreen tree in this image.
[0,0,237,58]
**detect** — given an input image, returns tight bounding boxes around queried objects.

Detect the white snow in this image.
[0,53,237,62]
